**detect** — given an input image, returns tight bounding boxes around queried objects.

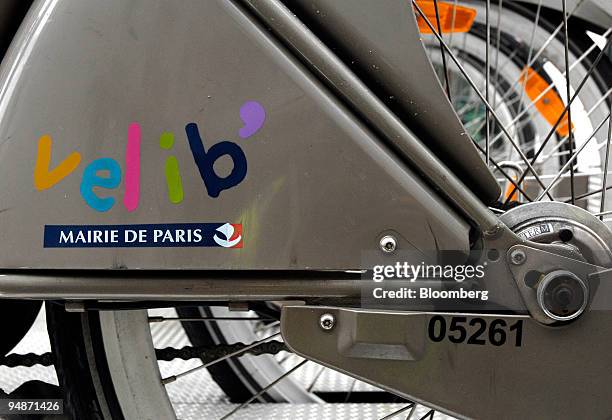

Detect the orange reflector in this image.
[504,178,519,201]
[520,67,573,137]
[415,1,477,34]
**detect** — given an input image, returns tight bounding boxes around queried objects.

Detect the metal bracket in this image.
[281,305,612,419]
[506,244,603,324]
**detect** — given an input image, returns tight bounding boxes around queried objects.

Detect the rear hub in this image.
[501,202,612,322]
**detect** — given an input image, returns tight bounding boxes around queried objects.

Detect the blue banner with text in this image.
[43,223,243,248]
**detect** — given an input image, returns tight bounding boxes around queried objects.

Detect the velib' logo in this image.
[33,101,266,212]
[213,223,243,248]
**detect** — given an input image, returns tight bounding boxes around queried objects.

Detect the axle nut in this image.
[537,270,588,322]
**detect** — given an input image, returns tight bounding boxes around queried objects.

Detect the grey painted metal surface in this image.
[282,0,501,204]
[242,0,503,234]
[0,271,367,300]
[282,306,612,419]
[0,0,470,270]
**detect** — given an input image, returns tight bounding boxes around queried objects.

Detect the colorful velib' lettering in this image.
[33,101,266,212]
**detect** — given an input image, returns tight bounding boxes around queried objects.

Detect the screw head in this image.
[319,313,335,331]
[510,249,527,265]
[379,235,397,253]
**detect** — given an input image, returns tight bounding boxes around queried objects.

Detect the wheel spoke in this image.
[600,106,612,219]
[490,27,612,149]
[594,209,612,217]
[561,0,576,204]
[563,184,612,203]
[535,91,612,162]
[491,0,505,111]
[536,112,612,201]
[503,33,612,204]
[463,113,487,129]
[496,0,542,135]
[470,136,534,201]
[413,0,552,197]
[254,319,280,333]
[219,359,308,420]
[446,0,460,77]
[488,45,611,153]
[306,365,326,392]
[379,403,417,420]
[513,0,543,112]
[493,0,587,108]
[418,409,436,420]
[433,0,451,100]
[344,377,359,402]
[485,0,491,166]
[511,85,612,163]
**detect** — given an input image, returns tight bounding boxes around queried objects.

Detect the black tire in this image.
[45,302,123,420]
[0,300,41,357]
[0,0,34,58]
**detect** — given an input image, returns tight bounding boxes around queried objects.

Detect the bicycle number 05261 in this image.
[427,316,523,347]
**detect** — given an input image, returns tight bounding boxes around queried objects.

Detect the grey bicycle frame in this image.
[0,1,611,418]
[0,0,584,312]
[0,0,503,275]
